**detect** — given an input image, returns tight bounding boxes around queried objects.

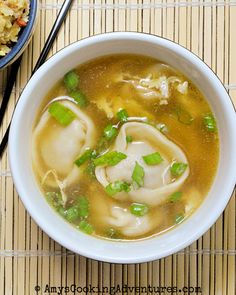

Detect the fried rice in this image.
[0,0,30,56]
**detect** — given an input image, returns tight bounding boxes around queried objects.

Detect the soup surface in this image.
[32,54,219,240]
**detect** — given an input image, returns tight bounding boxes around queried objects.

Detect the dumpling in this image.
[32,98,95,190]
[95,122,189,206]
[106,206,152,237]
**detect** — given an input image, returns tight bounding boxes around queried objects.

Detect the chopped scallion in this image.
[132,161,145,188]
[77,196,89,218]
[175,107,193,125]
[203,114,217,132]
[170,162,188,177]
[169,191,182,202]
[66,206,79,222]
[142,152,163,165]
[117,109,129,122]
[74,149,97,167]
[130,203,149,216]
[48,102,76,126]
[79,220,94,234]
[64,70,79,91]
[70,90,88,108]
[93,151,127,166]
[103,124,118,140]
[85,161,96,178]
[105,181,131,196]
[46,191,62,208]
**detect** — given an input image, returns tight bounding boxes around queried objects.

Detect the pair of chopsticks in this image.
[0,0,74,158]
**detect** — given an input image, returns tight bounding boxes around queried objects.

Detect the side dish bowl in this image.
[8,32,236,263]
[0,0,38,69]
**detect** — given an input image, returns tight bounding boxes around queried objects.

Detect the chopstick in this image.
[0,0,74,158]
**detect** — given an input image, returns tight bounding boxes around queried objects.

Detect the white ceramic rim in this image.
[9,32,236,263]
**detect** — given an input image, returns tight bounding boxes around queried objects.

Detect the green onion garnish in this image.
[142,152,163,165]
[170,162,188,177]
[57,206,67,217]
[175,107,193,125]
[64,70,79,91]
[79,220,94,234]
[126,135,133,143]
[105,181,131,196]
[203,114,217,132]
[66,206,79,222]
[74,148,97,167]
[117,109,128,122]
[85,161,96,178]
[103,124,118,140]
[175,213,185,224]
[130,203,149,216]
[46,191,63,208]
[77,196,89,218]
[70,90,88,108]
[48,102,76,126]
[93,151,127,166]
[132,161,145,187]
[169,191,182,202]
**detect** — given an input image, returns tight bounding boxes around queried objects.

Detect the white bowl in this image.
[9,32,236,263]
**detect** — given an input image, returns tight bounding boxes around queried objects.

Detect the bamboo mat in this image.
[0,1,236,294]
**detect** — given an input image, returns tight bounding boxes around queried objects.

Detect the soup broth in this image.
[32,55,219,240]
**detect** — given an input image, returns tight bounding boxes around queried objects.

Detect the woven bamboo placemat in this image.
[0,1,235,294]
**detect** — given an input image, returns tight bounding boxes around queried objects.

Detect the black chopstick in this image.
[0,0,74,158]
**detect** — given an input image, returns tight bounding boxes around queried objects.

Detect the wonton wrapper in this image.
[32,98,95,190]
[107,206,152,237]
[95,122,189,206]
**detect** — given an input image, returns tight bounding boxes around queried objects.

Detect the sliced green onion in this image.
[126,135,133,143]
[48,102,76,126]
[103,124,118,140]
[105,181,131,196]
[175,107,193,125]
[93,151,127,166]
[74,149,97,167]
[132,161,145,188]
[117,109,128,122]
[130,203,149,216]
[77,196,89,218]
[170,162,188,177]
[142,152,163,165]
[175,213,185,224]
[70,90,88,108]
[85,161,96,178]
[169,191,182,203]
[64,70,79,91]
[66,206,79,222]
[46,191,62,208]
[57,206,67,217]
[79,220,94,234]
[105,228,120,239]
[203,114,217,132]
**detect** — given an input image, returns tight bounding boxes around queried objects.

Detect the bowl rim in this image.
[9,32,236,263]
[0,0,38,69]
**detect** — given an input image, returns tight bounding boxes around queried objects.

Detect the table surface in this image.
[0,1,235,294]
